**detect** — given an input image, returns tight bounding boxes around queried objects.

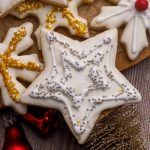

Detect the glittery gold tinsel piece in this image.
[15,1,88,36]
[85,105,146,150]
[61,8,88,35]
[0,27,41,102]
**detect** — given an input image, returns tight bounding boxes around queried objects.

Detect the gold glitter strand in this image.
[0,62,20,101]
[85,105,146,150]
[15,1,47,14]
[14,1,88,36]
[62,8,88,35]
[5,58,41,72]
[0,27,42,102]
[46,7,88,35]
[46,7,57,29]
[4,27,26,57]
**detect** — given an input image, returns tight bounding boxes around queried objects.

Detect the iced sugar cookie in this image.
[0,0,25,17]
[91,0,150,60]
[0,22,43,114]
[10,0,90,49]
[20,28,141,143]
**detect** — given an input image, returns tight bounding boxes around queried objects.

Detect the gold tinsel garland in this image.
[85,105,146,150]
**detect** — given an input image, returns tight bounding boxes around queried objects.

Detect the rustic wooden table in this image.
[0,57,150,150]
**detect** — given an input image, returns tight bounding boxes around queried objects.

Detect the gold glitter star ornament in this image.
[0,0,25,17]
[20,28,141,143]
[0,22,43,114]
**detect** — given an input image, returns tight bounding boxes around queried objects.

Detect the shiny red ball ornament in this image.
[2,122,32,150]
[21,109,59,136]
[135,0,149,11]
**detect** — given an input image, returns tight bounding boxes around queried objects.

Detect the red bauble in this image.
[135,0,149,11]
[2,122,32,150]
[21,109,59,136]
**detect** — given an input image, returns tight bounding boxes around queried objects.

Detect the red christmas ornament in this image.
[135,0,149,11]
[2,122,32,150]
[21,109,59,136]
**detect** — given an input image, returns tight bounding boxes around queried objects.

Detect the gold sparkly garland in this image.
[85,105,146,150]
[15,1,88,36]
[0,27,41,102]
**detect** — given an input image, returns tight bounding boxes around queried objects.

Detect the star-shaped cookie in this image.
[10,0,90,49]
[20,28,141,143]
[0,0,25,17]
[0,22,43,114]
[91,0,150,60]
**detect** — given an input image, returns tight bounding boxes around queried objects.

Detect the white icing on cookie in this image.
[0,0,25,17]
[91,0,150,60]
[20,28,141,143]
[0,22,43,114]
[10,0,90,49]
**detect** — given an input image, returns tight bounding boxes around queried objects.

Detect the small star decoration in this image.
[0,23,42,114]
[20,28,141,143]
